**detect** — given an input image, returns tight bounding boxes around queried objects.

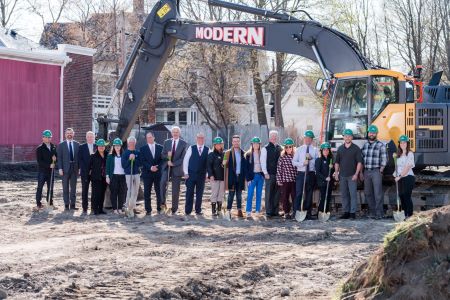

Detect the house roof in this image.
[0,27,43,51]
[156,97,195,109]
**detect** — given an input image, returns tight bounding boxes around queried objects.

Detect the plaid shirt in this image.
[276,154,297,184]
[362,140,387,169]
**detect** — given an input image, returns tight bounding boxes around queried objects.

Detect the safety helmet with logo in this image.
[304,130,315,139]
[367,125,379,133]
[42,130,52,138]
[398,135,410,142]
[284,138,295,146]
[343,129,354,136]
[112,138,123,146]
[320,142,331,149]
[251,136,261,143]
[96,139,108,147]
[213,137,224,144]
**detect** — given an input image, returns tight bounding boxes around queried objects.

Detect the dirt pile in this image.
[339,206,450,300]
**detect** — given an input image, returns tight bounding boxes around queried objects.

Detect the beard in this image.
[368,135,376,141]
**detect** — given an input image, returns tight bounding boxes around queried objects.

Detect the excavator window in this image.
[371,76,399,119]
[328,78,368,140]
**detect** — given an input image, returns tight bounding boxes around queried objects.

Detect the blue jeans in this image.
[246,173,264,213]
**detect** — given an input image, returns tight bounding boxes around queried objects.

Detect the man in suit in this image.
[183,132,209,215]
[35,130,57,209]
[78,131,96,214]
[57,127,80,211]
[224,135,246,219]
[140,131,163,216]
[160,126,188,215]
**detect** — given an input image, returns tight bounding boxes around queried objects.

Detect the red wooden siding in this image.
[0,58,61,146]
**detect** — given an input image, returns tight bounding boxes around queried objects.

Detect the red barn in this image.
[0,43,95,162]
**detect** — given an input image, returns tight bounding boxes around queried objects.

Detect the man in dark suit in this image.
[224,135,246,219]
[140,131,163,215]
[182,132,209,215]
[57,127,80,211]
[160,126,188,214]
[78,131,96,214]
[35,130,57,209]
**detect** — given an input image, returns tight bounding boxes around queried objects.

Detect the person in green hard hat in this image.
[207,137,225,216]
[334,129,363,219]
[89,139,108,215]
[35,130,57,210]
[292,130,319,220]
[276,138,297,219]
[394,135,415,218]
[106,138,127,215]
[315,142,335,214]
[361,125,387,219]
[244,137,264,218]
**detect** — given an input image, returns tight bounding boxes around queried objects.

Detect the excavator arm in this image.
[99,0,373,141]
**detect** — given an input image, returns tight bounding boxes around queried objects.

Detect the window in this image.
[167,111,175,123]
[97,81,112,95]
[306,125,313,130]
[179,111,187,125]
[156,111,165,123]
[328,78,368,140]
[297,97,304,107]
[371,76,398,119]
[190,111,197,125]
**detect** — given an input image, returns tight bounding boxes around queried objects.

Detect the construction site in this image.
[1,0,450,299]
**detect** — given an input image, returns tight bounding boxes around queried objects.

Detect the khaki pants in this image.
[210,180,225,203]
[125,174,140,210]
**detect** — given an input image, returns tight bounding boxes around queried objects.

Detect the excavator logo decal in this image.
[157,3,171,19]
[195,26,265,47]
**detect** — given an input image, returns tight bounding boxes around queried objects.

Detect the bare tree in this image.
[0,0,20,28]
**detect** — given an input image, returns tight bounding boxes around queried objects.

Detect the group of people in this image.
[35,125,416,220]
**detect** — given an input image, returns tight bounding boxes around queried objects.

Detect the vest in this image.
[188,145,208,177]
[265,143,281,175]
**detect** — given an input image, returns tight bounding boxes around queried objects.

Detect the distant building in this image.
[281,74,323,138]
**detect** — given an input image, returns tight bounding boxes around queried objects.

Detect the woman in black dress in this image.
[89,139,108,215]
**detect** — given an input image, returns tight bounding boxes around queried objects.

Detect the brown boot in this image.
[237,209,244,218]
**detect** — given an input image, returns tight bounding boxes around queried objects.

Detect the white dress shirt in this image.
[148,143,155,157]
[183,144,204,175]
[292,144,318,172]
[88,143,94,155]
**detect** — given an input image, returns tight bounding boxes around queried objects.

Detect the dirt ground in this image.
[0,173,396,300]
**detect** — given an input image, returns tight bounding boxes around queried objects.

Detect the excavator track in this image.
[416,168,450,186]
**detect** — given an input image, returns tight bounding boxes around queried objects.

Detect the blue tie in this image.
[69,142,74,162]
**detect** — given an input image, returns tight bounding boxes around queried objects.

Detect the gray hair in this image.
[196,132,205,138]
[171,126,181,133]
[127,136,137,143]
[269,130,279,138]
[86,131,95,137]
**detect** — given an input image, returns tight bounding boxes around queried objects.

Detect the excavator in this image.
[98,0,450,192]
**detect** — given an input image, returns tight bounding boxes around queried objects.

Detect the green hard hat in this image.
[42,130,52,138]
[112,138,123,146]
[304,130,315,138]
[320,142,331,149]
[213,137,224,144]
[96,139,107,146]
[284,138,295,146]
[343,129,353,136]
[398,135,410,142]
[251,136,261,143]
[368,125,379,133]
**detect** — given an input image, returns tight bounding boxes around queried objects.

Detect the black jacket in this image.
[78,143,96,178]
[207,149,225,180]
[315,156,335,187]
[36,143,57,173]
[89,152,107,181]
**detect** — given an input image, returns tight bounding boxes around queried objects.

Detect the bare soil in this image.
[0,172,395,299]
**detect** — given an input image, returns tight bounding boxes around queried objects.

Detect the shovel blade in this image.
[295,210,307,222]
[393,210,405,222]
[318,211,330,222]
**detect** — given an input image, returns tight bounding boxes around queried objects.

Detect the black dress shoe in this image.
[146,211,152,216]
[349,213,356,219]
[339,212,350,219]
[99,210,107,215]
[70,205,79,210]
[65,205,70,211]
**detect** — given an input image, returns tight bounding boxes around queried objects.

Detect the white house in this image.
[281,74,323,138]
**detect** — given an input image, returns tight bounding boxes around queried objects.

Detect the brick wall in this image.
[0,145,36,162]
[63,53,93,144]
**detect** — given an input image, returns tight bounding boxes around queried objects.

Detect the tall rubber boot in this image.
[212,203,217,216]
